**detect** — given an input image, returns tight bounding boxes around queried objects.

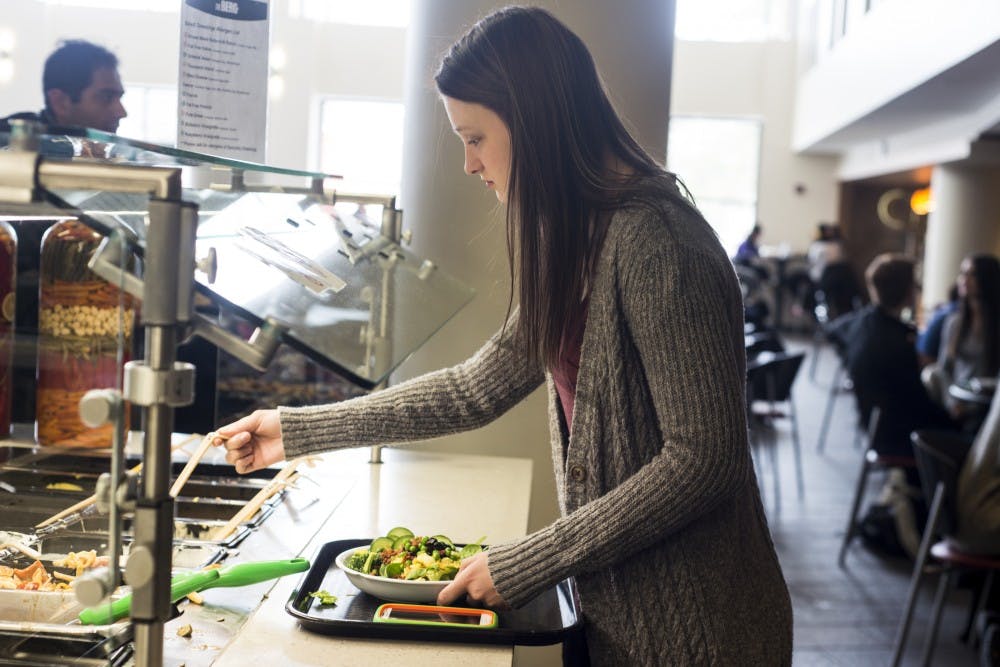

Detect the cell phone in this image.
[373,603,498,629]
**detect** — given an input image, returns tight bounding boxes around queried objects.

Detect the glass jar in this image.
[0,221,16,438]
[36,220,135,447]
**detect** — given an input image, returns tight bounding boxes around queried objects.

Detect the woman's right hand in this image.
[213,409,286,474]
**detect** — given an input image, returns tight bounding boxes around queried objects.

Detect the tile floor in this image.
[769,336,982,666]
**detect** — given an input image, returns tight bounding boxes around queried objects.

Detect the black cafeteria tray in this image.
[286,539,583,646]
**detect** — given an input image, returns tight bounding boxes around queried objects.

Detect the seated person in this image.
[916,283,959,366]
[924,254,1000,431]
[733,224,769,282]
[830,254,954,457]
[809,223,863,319]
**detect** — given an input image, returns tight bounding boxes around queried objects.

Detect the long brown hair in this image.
[435,6,682,368]
[948,253,1000,375]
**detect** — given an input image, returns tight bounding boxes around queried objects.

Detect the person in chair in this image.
[832,253,955,457]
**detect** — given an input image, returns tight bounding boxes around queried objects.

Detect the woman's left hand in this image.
[436,552,508,609]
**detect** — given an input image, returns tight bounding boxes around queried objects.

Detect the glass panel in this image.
[0,128,474,390]
[1,124,333,182]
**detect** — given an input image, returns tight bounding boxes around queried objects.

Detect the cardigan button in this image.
[569,465,587,482]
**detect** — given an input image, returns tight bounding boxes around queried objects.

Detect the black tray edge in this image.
[285,538,582,647]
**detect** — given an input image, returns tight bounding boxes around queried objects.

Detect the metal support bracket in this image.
[123,361,196,407]
[189,313,286,372]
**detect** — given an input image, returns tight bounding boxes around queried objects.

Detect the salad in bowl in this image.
[335,527,486,602]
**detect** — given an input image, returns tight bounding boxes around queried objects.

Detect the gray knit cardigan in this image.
[281,181,793,665]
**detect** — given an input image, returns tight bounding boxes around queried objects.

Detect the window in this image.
[288,0,410,27]
[675,0,790,42]
[318,98,404,194]
[667,117,762,257]
[42,0,176,10]
[117,85,177,146]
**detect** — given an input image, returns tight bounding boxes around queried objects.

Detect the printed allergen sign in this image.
[177,0,270,163]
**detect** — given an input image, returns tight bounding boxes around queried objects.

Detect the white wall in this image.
[794,0,1000,153]
[672,39,839,252]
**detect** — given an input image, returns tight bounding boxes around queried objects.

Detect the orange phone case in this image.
[373,603,498,628]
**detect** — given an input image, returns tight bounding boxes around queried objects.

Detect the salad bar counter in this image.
[0,121,545,665]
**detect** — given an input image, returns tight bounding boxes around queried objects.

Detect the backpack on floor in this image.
[859,469,921,560]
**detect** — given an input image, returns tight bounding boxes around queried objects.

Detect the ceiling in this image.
[812,39,1000,153]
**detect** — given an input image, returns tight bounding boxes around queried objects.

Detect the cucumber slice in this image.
[392,535,412,550]
[431,534,455,547]
[386,526,414,539]
[369,536,394,553]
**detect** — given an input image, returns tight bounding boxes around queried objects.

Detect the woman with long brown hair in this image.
[932,253,1000,423]
[216,7,792,664]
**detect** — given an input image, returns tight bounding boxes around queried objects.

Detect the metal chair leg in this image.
[768,427,781,515]
[920,569,954,667]
[890,483,945,667]
[838,452,872,568]
[790,403,804,500]
[816,363,844,454]
[809,335,822,381]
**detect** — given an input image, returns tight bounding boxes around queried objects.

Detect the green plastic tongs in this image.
[78,558,310,625]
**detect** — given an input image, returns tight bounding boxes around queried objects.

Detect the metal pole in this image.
[369,199,402,465]
[131,198,190,667]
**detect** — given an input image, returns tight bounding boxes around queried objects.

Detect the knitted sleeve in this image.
[279,316,544,457]
[487,207,753,608]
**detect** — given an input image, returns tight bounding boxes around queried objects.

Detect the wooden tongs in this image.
[168,431,226,498]
[215,456,315,541]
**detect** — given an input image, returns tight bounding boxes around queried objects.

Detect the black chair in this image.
[814,314,860,454]
[836,407,918,568]
[890,430,996,667]
[746,351,806,510]
[815,347,856,454]
[745,329,785,362]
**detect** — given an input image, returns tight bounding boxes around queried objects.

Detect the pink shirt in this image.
[551,301,588,433]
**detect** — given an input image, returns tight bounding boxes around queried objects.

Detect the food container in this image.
[35,219,136,447]
[0,588,132,661]
[0,220,15,438]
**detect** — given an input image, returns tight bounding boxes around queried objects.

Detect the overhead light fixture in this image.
[910,187,933,216]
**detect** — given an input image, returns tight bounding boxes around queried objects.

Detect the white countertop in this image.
[187,446,533,667]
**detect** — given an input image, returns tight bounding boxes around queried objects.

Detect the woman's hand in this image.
[213,409,285,474]
[436,552,508,609]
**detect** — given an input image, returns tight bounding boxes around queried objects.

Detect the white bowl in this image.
[335,547,450,603]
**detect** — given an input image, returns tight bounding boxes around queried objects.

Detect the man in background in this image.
[3,39,126,133]
[1,40,127,425]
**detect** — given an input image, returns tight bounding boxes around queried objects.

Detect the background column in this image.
[923,162,1000,308]
[397,0,676,539]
